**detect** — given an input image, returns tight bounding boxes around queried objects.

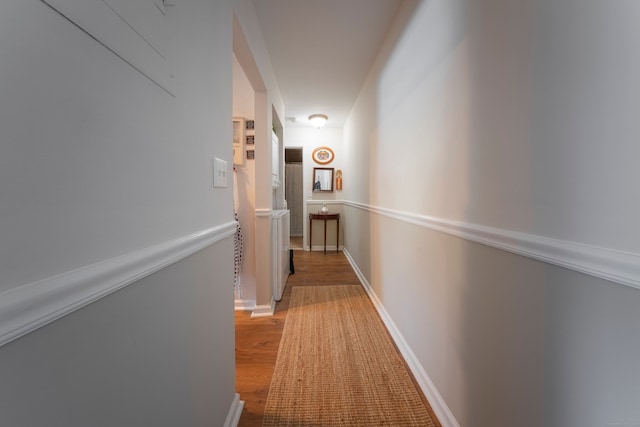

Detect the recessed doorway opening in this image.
[285,148,303,250]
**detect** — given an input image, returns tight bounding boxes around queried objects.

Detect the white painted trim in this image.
[343,248,460,427]
[223,393,245,427]
[234,299,255,311]
[255,208,273,217]
[0,222,237,348]
[308,245,343,252]
[251,296,275,318]
[305,199,345,205]
[344,201,640,291]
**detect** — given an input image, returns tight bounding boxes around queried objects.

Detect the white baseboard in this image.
[223,393,244,427]
[343,248,460,427]
[234,299,255,311]
[251,297,275,318]
[307,245,343,252]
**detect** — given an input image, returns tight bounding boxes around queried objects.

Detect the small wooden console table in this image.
[309,212,340,254]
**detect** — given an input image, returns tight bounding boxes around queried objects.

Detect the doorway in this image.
[285,148,303,249]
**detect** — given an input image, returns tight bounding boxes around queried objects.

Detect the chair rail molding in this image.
[0,222,237,347]
[306,199,345,205]
[255,208,273,217]
[344,200,640,291]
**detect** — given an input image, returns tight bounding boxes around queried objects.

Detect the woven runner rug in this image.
[262,285,436,426]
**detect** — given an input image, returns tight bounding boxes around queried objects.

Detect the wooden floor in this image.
[289,236,303,250]
[234,250,440,426]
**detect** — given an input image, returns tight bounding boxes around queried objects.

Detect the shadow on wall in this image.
[359,0,640,426]
[359,0,548,426]
[458,1,544,426]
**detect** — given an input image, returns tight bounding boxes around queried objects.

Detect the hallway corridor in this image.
[235,251,440,426]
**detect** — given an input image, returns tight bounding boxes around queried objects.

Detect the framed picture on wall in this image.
[313,167,334,192]
[246,135,255,145]
[312,146,334,165]
[247,149,255,160]
[233,117,244,166]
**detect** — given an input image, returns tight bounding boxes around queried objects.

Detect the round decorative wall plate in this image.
[312,146,334,164]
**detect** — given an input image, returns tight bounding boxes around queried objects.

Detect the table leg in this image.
[323,219,327,254]
[336,218,339,252]
[309,218,312,251]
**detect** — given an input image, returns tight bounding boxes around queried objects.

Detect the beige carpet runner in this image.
[263,285,436,426]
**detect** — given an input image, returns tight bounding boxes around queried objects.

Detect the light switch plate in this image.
[213,157,228,188]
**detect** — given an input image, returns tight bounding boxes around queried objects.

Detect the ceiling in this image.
[251,0,404,128]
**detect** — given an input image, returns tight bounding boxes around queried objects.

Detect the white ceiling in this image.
[251,0,404,128]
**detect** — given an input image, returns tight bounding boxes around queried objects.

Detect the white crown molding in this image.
[344,201,640,291]
[0,222,237,348]
[343,248,460,427]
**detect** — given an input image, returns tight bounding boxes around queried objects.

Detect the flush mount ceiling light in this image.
[308,114,328,129]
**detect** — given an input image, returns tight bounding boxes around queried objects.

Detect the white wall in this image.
[232,55,257,305]
[233,0,286,312]
[343,0,640,426]
[0,0,238,425]
[284,127,344,249]
[530,0,640,252]
[0,0,234,290]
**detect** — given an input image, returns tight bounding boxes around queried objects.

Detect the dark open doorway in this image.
[285,148,303,249]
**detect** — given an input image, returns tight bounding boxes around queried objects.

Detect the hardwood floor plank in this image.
[234,250,441,426]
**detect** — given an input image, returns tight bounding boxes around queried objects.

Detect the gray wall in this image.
[0,0,237,425]
[342,0,640,426]
[0,243,236,427]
